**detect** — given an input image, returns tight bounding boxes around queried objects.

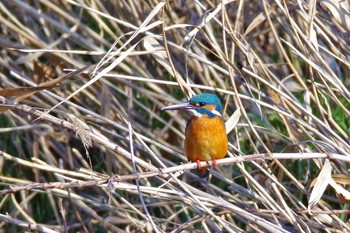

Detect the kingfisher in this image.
[162,93,228,177]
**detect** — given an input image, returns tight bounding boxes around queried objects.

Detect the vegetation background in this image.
[0,0,349,232]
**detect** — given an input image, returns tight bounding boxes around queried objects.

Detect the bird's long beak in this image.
[161,102,195,111]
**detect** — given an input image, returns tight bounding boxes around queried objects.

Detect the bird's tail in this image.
[197,166,209,178]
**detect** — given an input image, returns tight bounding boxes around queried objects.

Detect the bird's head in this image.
[161,93,223,118]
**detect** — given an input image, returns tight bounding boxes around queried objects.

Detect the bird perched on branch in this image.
[162,93,228,177]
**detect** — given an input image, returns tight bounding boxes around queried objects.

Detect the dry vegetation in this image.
[0,0,350,232]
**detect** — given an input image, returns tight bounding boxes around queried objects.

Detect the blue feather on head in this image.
[189,93,223,118]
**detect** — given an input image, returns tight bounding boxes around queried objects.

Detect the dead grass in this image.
[0,0,349,232]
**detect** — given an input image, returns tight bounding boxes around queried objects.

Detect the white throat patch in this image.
[188,109,222,117]
[211,109,222,117]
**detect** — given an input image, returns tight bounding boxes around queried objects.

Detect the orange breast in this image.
[184,116,228,162]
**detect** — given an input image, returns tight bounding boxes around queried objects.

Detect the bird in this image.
[162,93,228,177]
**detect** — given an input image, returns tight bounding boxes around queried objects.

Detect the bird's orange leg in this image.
[196,159,209,177]
[196,159,202,169]
[212,159,217,167]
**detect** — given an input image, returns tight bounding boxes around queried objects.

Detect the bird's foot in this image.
[196,159,202,169]
[196,159,209,178]
[212,159,217,167]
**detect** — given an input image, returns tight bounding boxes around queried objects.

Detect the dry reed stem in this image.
[0,0,349,232]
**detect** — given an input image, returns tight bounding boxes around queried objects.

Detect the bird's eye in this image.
[196,102,206,107]
[191,102,206,107]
